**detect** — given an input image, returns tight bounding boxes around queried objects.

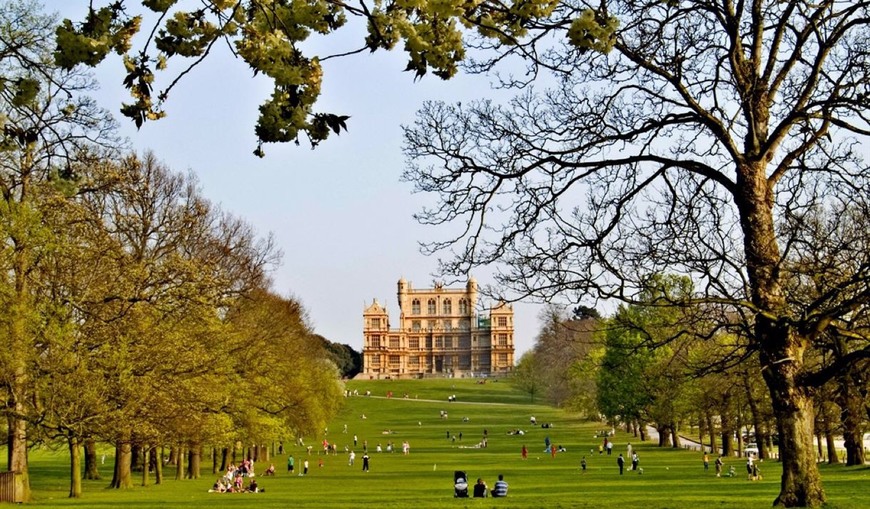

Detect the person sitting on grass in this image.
[473,478,488,498]
[264,463,276,476]
[491,474,508,497]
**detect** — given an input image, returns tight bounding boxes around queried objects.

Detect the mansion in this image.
[361,277,515,378]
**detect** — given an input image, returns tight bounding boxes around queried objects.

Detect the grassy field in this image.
[8,378,870,508]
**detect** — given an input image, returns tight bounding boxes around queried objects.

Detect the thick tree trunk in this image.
[187,445,201,479]
[671,425,681,449]
[738,160,825,506]
[761,348,825,507]
[109,441,133,489]
[84,439,100,480]
[68,436,82,498]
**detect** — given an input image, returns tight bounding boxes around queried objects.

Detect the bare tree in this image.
[402,1,870,506]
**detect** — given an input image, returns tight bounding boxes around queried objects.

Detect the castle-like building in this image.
[361,278,514,378]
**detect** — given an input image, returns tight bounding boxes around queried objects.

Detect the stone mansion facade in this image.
[361,277,515,378]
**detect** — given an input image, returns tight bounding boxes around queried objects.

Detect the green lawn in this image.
[8,378,870,508]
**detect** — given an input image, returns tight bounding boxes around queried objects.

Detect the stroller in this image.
[453,471,469,498]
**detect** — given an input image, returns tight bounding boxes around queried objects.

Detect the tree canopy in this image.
[402,1,870,507]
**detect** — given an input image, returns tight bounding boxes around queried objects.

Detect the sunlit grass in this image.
[8,377,870,508]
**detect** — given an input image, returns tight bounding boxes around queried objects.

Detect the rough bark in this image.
[84,439,100,480]
[187,445,201,480]
[68,436,81,498]
[761,347,825,507]
[109,441,133,489]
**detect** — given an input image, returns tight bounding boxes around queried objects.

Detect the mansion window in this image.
[427,299,437,314]
[369,317,381,328]
[460,319,471,330]
[427,320,435,331]
[442,299,452,315]
[425,337,433,348]
[370,335,381,348]
[389,355,400,367]
[459,298,468,314]
[443,319,452,331]
[498,334,508,346]
[498,353,508,363]
[411,320,421,331]
[390,337,400,349]
[435,337,443,348]
[409,338,419,349]
[370,355,380,366]
[497,316,508,327]
[409,356,419,366]
[412,299,421,315]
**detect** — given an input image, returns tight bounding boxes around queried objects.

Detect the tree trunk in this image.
[187,445,201,479]
[744,373,769,460]
[175,446,185,481]
[737,159,826,506]
[153,447,163,485]
[706,413,717,454]
[141,445,149,487]
[84,439,100,480]
[671,424,681,449]
[837,369,866,466]
[220,447,228,472]
[68,436,82,498]
[824,428,838,465]
[761,344,825,507]
[109,441,133,489]
[131,444,141,472]
[148,447,163,484]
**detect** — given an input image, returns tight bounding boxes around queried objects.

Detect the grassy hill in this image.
[9,378,870,508]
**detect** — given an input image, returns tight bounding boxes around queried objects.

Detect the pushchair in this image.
[453,471,469,498]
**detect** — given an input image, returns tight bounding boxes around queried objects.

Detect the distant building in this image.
[361,277,514,378]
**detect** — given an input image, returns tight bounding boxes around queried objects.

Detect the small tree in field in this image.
[402,1,870,507]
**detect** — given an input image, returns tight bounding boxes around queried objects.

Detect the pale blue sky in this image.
[44,1,543,356]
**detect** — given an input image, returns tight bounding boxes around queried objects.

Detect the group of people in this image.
[209,459,262,493]
[471,474,508,498]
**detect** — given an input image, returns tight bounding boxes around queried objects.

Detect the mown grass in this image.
[8,378,870,508]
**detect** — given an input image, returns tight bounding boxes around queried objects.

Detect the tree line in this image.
[515,272,869,469]
[0,1,357,500]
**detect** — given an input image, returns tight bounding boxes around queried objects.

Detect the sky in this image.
[43,1,544,357]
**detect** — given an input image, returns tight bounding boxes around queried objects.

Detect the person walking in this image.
[287,455,294,474]
[631,452,639,472]
[348,450,355,466]
[362,452,370,472]
[521,445,528,460]
[617,453,625,475]
[301,459,309,476]
[703,452,709,471]
[715,455,723,477]
[581,456,587,473]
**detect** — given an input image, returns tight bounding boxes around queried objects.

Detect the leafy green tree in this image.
[0,1,120,500]
[401,1,870,505]
[511,351,543,403]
